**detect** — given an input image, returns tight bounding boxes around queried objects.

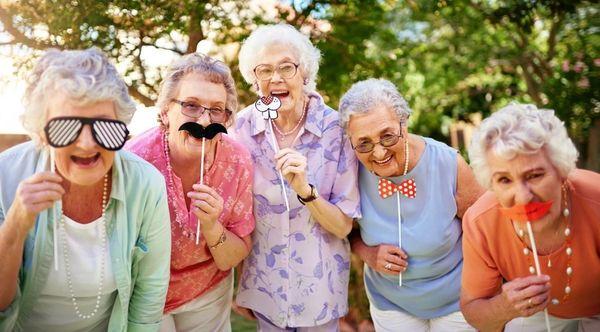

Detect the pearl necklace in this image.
[60,173,108,319]
[402,137,409,176]
[516,185,573,306]
[273,99,308,138]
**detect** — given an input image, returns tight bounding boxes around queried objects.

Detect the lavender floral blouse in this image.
[233,92,361,328]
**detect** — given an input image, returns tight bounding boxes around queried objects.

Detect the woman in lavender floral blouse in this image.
[232,23,361,331]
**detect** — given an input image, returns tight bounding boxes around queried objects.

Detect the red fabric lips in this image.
[500,201,554,222]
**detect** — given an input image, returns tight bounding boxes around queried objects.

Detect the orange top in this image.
[461,169,600,318]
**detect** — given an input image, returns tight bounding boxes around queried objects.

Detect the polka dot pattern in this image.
[378,178,417,199]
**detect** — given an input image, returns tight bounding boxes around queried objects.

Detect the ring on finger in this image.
[384,263,392,270]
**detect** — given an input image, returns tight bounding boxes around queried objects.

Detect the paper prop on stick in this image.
[44,116,129,150]
[179,122,227,140]
[378,178,416,287]
[500,201,553,222]
[254,95,290,211]
[49,149,59,270]
[254,95,281,120]
[179,122,227,244]
[500,201,553,332]
[44,117,130,270]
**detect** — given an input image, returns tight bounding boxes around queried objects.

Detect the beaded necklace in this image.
[514,185,573,306]
[273,99,308,138]
[402,137,409,176]
[60,173,108,319]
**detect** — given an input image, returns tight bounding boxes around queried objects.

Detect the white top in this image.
[25,215,117,331]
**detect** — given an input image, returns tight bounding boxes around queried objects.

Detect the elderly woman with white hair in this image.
[461,103,600,331]
[233,24,361,331]
[0,48,171,331]
[338,78,483,331]
[126,53,255,332]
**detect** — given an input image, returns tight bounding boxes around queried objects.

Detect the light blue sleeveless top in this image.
[358,137,462,319]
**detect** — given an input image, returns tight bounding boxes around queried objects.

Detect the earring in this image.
[562,183,570,217]
[303,78,308,85]
[253,81,259,91]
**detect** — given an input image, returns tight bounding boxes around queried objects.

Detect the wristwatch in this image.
[297,184,319,205]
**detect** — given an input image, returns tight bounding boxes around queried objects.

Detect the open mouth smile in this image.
[71,153,100,167]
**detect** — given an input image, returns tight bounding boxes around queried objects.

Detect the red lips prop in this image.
[500,201,553,222]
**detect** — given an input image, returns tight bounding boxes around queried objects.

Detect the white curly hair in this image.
[338,78,412,130]
[156,52,238,129]
[238,23,321,93]
[22,47,136,145]
[468,102,579,188]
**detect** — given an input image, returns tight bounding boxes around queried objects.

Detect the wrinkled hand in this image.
[7,171,64,235]
[365,244,408,276]
[188,184,224,231]
[500,275,551,319]
[275,148,310,197]
[232,301,256,321]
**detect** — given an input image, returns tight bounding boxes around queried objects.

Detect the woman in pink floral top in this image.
[126,53,255,332]
[233,24,361,331]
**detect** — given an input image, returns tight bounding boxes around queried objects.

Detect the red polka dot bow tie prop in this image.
[377,177,416,288]
[378,178,417,199]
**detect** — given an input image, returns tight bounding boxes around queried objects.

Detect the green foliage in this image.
[2,1,596,153]
[0,0,263,104]
[231,310,256,331]
[312,0,598,165]
[2,0,598,325]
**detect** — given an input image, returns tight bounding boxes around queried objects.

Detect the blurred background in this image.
[0,0,598,330]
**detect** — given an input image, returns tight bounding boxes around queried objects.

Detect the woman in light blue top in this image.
[0,48,171,332]
[338,79,483,331]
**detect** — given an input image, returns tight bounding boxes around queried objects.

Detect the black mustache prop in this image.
[178,122,227,140]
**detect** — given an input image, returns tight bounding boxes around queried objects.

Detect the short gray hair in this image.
[338,78,412,130]
[238,23,321,93]
[22,47,136,145]
[156,53,238,128]
[468,103,578,188]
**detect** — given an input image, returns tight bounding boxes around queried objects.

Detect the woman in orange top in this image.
[460,103,600,331]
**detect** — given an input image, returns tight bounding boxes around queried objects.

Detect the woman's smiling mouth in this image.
[71,153,100,167]
[373,155,393,165]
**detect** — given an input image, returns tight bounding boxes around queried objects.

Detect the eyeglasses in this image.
[253,62,299,81]
[172,99,230,123]
[351,132,403,154]
[44,116,129,151]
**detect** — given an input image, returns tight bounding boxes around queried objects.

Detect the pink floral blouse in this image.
[126,127,255,313]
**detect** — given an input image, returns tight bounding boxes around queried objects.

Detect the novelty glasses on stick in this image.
[44,116,129,151]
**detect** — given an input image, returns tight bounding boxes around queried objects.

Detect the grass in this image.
[231,310,256,332]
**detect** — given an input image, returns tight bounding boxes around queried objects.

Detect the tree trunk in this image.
[517,58,543,105]
[186,8,204,54]
[128,86,153,107]
[585,118,600,172]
